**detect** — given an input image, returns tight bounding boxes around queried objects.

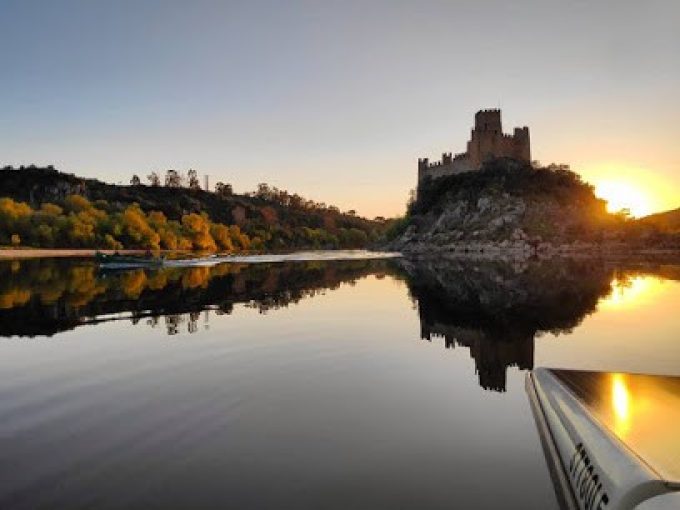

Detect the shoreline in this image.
[387,237,680,261]
[3,245,679,262]
[0,248,392,260]
[0,248,147,259]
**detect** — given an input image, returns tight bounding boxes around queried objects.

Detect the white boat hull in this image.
[526,369,680,510]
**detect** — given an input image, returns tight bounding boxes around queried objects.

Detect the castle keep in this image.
[418,109,530,184]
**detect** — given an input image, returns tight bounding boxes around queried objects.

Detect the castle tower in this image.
[513,126,531,162]
[474,109,502,133]
[467,109,530,168]
[417,108,531,188]
[468,109,502,167]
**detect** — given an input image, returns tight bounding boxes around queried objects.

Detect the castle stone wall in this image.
[468,125,530,168]
[418,154,473,182]
[417,109,530,190]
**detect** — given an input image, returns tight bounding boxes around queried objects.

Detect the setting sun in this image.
[579,163,678,219]
[594,180,653,217]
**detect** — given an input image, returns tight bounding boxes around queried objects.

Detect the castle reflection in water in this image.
[403,258,610,392]
[0,256,676,392]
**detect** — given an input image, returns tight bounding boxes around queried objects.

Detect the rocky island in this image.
[387,110,680,258]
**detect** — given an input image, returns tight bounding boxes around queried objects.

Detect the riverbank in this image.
[0,248,147,259]
[394,238,680,261]
[0,248,400,262]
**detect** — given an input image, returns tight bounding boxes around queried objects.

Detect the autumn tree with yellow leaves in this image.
[0,195,253,252]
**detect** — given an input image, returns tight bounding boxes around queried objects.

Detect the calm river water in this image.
[0,252,678,509]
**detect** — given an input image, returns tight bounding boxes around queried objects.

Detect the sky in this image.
[1,0,679,218]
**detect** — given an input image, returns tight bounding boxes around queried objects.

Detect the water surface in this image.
[0,253,678,509]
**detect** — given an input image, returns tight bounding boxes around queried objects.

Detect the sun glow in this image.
[599,276,665,311]
[611,373,631,436]
[594,180,652,218]
[579,162,679,218]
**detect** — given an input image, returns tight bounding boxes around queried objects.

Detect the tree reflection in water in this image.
[0,258,397,337]
[0,256,677,391]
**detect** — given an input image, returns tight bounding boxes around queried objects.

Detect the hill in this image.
[387,158,680,257]
[640,207,680,233]
[0,165,384,250]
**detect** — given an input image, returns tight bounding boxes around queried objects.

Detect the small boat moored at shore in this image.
[95,251,165,269]
[526,368,680,510]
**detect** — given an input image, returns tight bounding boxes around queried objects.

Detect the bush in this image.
[384,216,410,241]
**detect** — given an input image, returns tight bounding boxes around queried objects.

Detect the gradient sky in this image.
[1,0,679,217]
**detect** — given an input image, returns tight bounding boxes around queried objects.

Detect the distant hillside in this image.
[0,165,385,250]
[386,158,680,256]
[640,208,680,233]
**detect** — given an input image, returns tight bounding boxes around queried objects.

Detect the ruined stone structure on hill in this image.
[417,109,530,186]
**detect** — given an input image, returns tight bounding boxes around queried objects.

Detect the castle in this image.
[417,109,530,185]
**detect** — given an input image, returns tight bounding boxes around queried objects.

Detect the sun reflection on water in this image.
[599,276,663,311]
[611,373,631,436]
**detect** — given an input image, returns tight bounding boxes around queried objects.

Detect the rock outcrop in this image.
[389,158,631,258]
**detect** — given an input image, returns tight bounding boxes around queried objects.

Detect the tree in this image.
[147,211,168,227]
[338,227,368,248]
[0,198,32,239]
[63,194,93,213]
[181,213,216,251]
[40,203,63,216]
[228,225,250,250]
[147,172,161,186]
[289,194,303,209]
[121,205,160,249]
[260,206,278,225]
[231,205,246,225]
[406,188,417,215]
[35,224,54,246]
[215,182,233,197]
[130,174,141,186]
[256,183,271,200]
[613,208,632,221]
[187,169,200,190]
[165,169,182,188]
[322,214,336,231]
[64,214,96,246]
[210,223,234,251]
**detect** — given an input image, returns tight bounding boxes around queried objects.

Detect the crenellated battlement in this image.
[417,108,531,190]
[419,151,470,171]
